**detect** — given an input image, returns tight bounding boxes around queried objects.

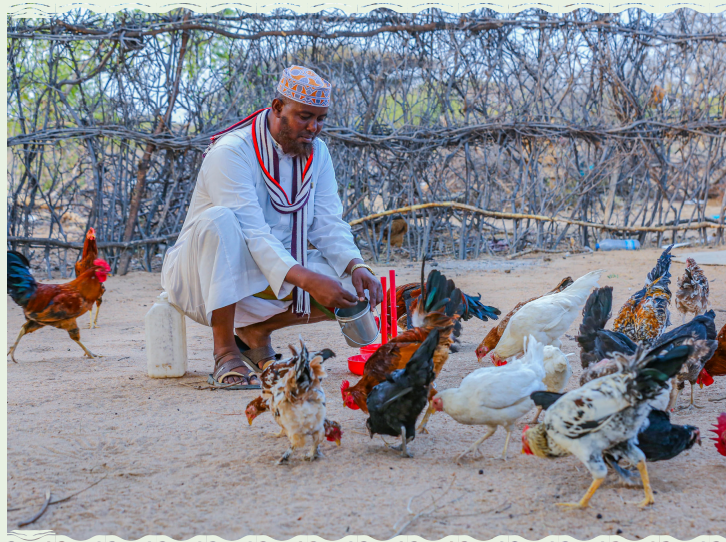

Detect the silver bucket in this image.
[335,299,381,348]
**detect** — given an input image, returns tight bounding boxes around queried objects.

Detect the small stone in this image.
[597,513,602,519]
[504,269,511,274]
[478,469,484,474]
[616,529,623,535]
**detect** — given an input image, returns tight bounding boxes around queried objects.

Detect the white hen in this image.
[432,336,547,463]
[530,346,573,423]
[491,270,603,365]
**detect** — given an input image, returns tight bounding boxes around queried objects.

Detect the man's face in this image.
[272,98,328,156]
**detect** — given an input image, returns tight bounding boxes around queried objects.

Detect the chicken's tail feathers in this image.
[645,245,673,288]
[577,287,613,367]
[530,390,564,411]
[634,343,693,396]
[565,269,604,303]
[404,327,439,387]
[291,337,314,386]
[459,291,501,322]
[7,250,38,307]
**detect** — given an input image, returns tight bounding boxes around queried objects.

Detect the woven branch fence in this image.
[7,9,726,278]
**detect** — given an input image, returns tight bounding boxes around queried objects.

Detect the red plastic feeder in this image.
[347,354,369,375]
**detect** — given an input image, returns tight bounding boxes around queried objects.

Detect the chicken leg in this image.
[688,382,704,409]
[7,320,44,363]
[456,426,496,464]
[417,403,435,434]
[635,460,655,507]
[499,428,512,461]
[89,301,102,329]
[67,326,101,359]
[387,426,413,458]
[556,477,604,509]
[529,406,544,425]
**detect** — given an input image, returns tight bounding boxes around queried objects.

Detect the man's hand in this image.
[352,267,383,310]
[285,265,358,309]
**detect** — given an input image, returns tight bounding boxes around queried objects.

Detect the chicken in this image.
[267,339,334,463]
[532,390,701,484]
[577,287,637,369]
[365,328,438,458]
[675,257,710,324]
[529,345,572,423]
[75,227,105,328]
[244,348,342,447]
[7,250,109,362]
[432,336,547,464]
[710,413,726,456]
[490,270,603,365]
[342,263,463,433]
[392,258,500,333]
[700,322,726,386]
[476,277,573,362]
[522,342,692,509]
[668,338,718,411]
[341,312,457,412]
[612,245,673,344]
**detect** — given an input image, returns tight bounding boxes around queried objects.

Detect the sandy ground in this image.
[6,246,726,540]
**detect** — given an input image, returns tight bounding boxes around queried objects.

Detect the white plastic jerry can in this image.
[145,291,188,378]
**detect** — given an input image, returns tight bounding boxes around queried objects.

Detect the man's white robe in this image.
[161,124,362,327]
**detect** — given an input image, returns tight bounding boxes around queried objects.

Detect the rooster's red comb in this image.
[93,259,111,272]
[710,412,726,456]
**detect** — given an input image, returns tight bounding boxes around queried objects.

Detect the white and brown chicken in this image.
[244,341,342,463]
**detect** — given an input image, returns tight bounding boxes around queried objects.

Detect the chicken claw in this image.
[456,427,495,464]
[303,445,321,461]
[277,448,294,465]
[556,478,604,510]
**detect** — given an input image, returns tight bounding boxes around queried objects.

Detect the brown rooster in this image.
[7,250,109,361]
[613,245,673,344]
[475,277,573,363]
[675,257,710,324]
[390,272,499,332]
[75,227,105,328]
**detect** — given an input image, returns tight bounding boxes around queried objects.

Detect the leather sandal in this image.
[235,335,281,372]
[207,351,262,390]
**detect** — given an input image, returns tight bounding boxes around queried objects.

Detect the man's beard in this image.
[276,115,315,156]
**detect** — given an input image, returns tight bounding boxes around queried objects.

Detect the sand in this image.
[6,246,726,540]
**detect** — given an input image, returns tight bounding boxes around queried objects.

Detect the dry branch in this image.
[349,202,726,233]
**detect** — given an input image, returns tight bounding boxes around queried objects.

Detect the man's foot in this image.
[213,350,261,387]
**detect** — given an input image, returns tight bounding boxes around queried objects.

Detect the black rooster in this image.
[365,328,438,458]
[577,286,637,369]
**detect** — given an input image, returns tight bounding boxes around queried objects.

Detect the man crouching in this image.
[161,65,382,388]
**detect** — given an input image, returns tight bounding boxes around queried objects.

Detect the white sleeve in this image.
[307,143,363,276]
[201,140,298,297]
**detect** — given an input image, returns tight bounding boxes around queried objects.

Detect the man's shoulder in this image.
[207,124,255,156]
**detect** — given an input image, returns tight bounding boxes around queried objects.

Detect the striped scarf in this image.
[204,108,314,315]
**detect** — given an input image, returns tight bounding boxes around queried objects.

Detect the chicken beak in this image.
[335,438,341,447]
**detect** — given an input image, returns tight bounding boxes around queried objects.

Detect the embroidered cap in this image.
[277,65,331,107]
